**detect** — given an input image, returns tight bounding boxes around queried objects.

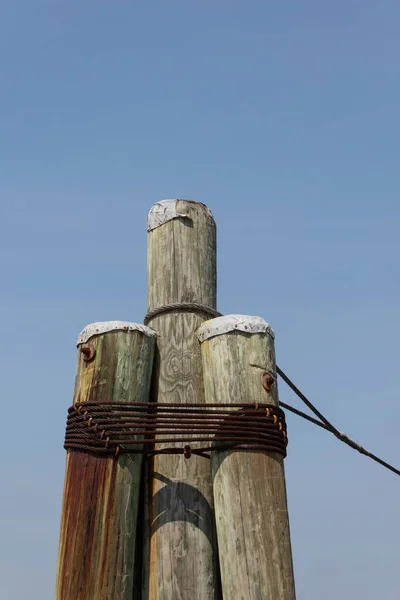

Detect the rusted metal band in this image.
[64,401,288,459]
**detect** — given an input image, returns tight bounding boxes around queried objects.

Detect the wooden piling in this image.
[198,315,296,600]
[56,321,156,600]
[144,200,219,600]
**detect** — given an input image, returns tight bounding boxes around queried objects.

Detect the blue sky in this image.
[1,1,399,598]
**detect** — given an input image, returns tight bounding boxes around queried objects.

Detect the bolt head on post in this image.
[80,343,96,362]
[262,372,275,392]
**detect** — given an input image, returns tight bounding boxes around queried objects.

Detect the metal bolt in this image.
[81,343,95,362]
[262,372,275,392]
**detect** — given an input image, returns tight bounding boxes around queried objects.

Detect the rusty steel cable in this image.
[276,366,400,477]
[64,401,288,459]
[144,302,222,326]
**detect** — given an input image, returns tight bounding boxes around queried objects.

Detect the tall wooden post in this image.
[198,315,296,600]
[56,321,156,600]
[144,200,219,599]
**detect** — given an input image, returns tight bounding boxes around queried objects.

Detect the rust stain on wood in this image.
[57,452,118,598]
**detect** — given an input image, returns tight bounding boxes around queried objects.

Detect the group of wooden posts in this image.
[56,200,296,599]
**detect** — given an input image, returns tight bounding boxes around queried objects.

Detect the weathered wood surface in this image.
[198,315,296,600]
[144,200,219,600]
[56,323,155,600]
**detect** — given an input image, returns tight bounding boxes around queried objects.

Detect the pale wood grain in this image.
[56,329,155,600]
[200,327,296,600]
[144,200,220,600]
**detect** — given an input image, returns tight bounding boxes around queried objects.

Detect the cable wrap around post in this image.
[64,400,288,459]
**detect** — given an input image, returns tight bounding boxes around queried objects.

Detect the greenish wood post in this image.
[56,321,156,600]
[143,200,219,600]
[198,315,296,600]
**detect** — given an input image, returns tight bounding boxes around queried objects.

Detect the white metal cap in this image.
[147,200,188,231]
[77,321,157,345]
[147,199,213,231]
[197,314,274,343]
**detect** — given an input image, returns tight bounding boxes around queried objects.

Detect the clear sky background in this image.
[1,1,399,598]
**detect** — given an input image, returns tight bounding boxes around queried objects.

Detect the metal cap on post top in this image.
[77,321,157,345]
[197,314,275,342]
[147,199,214,232]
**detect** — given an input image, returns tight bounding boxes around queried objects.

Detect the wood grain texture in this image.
[56,328,155,600]
[200,327,296,600]
[144,200,220,600]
